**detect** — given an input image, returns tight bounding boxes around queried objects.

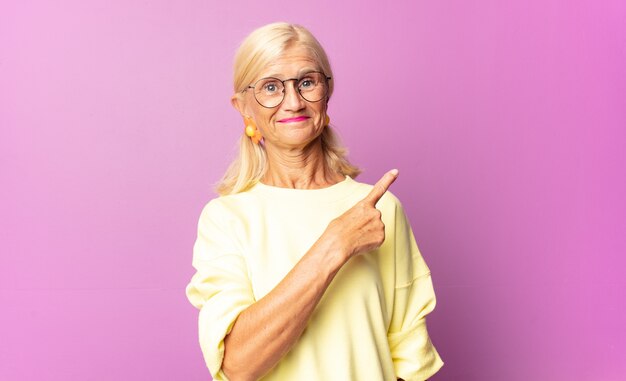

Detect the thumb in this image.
[363,169,399,206]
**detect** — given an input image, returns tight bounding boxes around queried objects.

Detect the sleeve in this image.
[185,200,256,381]
[387,200,444,381]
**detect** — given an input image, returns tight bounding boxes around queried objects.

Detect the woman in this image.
[186,22,443,381]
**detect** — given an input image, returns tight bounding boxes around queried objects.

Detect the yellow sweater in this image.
[185,176,443,381]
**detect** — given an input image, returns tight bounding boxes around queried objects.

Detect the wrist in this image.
[309,234,349,280]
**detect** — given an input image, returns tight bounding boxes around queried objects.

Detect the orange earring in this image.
[324,114,331,126]
[244,116,262,144]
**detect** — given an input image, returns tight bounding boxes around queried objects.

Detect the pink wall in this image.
[2,1,624,380]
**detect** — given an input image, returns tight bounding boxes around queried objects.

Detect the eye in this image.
[264,82,279,93]
[299,77,315,89]
[258,79,282,94]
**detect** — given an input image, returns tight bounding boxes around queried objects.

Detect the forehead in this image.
[258,45,321,79]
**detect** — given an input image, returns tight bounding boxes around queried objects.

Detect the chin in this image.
[280,131,322,147]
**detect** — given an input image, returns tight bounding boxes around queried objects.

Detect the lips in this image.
[277,116,310,123]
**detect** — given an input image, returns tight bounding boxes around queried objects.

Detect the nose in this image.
[281,80,306,111]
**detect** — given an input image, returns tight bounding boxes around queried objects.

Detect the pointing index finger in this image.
[364,169,399,206]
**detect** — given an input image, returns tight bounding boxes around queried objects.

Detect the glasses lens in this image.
[254,78,284,108]
[298,72,328,103]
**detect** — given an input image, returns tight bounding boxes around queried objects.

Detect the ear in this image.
[231,93,249,118]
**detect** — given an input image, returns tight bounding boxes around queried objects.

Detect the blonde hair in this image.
[215,22,361,195]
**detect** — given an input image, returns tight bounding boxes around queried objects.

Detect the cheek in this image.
[316,105,328,125]
[255,112,277,133]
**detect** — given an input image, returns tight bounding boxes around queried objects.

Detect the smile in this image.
[277,116,310,123]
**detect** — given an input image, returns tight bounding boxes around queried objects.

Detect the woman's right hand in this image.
[323,169,399,262]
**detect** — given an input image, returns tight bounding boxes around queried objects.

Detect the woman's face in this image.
[233,45,329,150]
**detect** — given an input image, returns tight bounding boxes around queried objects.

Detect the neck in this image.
[262,138,344,189]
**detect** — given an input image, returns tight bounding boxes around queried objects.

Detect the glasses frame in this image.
[245,71,332,109]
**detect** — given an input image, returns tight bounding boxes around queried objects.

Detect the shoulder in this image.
[197,190,259,225]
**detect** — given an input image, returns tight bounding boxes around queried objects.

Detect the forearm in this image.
[222,237,347,381]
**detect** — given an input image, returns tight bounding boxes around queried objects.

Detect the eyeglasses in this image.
[245,71,332,108]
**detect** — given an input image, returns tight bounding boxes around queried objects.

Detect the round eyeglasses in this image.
[245,71,332,108]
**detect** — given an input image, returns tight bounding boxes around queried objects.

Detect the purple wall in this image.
[2,1,624,380]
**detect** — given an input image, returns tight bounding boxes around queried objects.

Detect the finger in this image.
[363,169,399,206]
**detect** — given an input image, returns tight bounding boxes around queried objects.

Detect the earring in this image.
[325,114,330,126]
[244,116,262,144]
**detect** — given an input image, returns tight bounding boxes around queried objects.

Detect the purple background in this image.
[2,1,624,380]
